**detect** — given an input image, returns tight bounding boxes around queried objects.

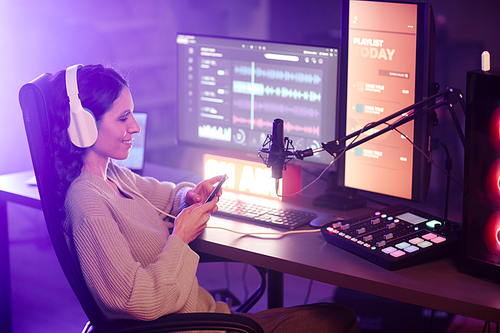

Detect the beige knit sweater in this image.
[63,164,230,321]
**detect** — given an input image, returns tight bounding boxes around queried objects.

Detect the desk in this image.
[1,169,500,331]
[191,215,500,323]
[0,170,40,333]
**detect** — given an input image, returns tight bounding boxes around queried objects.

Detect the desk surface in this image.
[1,168,499,324]
[0,170,40,208]
[192,216,500,323]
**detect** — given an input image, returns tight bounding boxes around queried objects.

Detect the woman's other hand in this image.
[172,198,218,244]
[185,175,224,209]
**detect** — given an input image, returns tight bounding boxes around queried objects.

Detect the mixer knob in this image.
[356,227,366,235]
[332,222,342,229]
[363,235,373,242]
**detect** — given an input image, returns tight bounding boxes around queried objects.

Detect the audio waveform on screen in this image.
[233,81,321,102]
[232,116,273,129]
[234,65,322,85]
[233,99,320,118]
[233,115,320,137]
[198,124,232,142]
[285,121,320,137]
[264,85,321,102]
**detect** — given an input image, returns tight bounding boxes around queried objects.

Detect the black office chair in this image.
[19,73,265,333]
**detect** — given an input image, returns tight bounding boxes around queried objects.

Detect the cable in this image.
[390,126,461,223]
[303,279,314,305]
[427,309,435,333]
[391,126,462,187]
[111,163,321,239]
[224,262,231,291]
[276,122,376,198]
[482,321,489,333]
[241,264,249,302]
[109,162,177,219]
[206,225,321,238]
[440,143,452,221]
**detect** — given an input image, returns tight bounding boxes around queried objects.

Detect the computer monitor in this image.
[175,34,340,168]
[337,0,436,203]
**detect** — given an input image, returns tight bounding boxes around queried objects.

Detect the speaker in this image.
[66,64,98,148]
[461,67,500,283]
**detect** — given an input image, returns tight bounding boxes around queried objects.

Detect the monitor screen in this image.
[338,0,435,202]
[176,34,340,167]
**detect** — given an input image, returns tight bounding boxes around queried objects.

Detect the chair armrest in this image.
[86,312,264,333]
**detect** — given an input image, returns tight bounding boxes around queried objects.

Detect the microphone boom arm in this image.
[294,87,465,160]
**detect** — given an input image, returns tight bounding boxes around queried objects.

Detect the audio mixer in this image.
[321,204,461,270]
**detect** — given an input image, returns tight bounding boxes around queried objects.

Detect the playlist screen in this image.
[344,0,418,199]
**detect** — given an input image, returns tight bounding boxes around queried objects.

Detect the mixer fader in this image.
[321,204,462,270]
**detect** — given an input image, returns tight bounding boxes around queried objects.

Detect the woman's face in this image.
[90,87,140,162]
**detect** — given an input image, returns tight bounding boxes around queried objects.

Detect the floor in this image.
[7,202,488,333]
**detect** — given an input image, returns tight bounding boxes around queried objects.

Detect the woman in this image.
[48,64,360,332]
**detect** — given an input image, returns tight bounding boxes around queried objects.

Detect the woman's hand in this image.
[185,175,224,209]
[172,197,218,244]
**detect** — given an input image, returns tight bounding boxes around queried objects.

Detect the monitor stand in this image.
[313,171,366,211]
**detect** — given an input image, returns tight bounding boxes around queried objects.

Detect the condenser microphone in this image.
[266,118,285,180]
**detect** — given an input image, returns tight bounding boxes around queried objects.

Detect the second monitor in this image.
[175,34,340,167]
[338,0,436,203]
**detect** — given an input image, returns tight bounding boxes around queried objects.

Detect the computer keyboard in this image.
[214,194,318,230]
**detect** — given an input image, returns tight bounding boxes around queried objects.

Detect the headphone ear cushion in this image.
[67,105,98,148]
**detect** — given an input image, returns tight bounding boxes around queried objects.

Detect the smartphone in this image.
[205,174,228,204]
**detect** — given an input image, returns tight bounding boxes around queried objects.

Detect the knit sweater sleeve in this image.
[64,171,219,321]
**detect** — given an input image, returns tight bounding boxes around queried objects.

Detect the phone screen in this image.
[205,174,228,204]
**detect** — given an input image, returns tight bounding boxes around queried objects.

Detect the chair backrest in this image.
[19,74,107,325]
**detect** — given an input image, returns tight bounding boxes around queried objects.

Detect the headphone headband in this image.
[65,64,98,148]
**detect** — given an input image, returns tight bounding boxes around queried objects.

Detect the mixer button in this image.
[382,246,396,254]
[417,241,433,248]
[431,236,446,243]
[422,233,437,240]
[404,245,420,253]
[409,237,424,245]
[386,222,396,229]
[390,250,406,258]
[396,242,411,249]
[371,218,381,225]
[376,240,386,247]
[341,224,350,230]
[384,233,394,240]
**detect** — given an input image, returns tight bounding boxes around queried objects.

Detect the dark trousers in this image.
[245,302,361,333]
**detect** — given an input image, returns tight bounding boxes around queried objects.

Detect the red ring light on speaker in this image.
[488,106,500,153]
[486,160,500,205]
[485,213,500,254]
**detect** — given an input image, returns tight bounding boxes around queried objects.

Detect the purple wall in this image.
[0,0,268,175]
[1,0,498,222]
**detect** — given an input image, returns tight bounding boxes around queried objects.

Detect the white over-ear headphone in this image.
[66,64,98,148]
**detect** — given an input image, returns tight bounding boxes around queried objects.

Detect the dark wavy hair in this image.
[47,64,128,219]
